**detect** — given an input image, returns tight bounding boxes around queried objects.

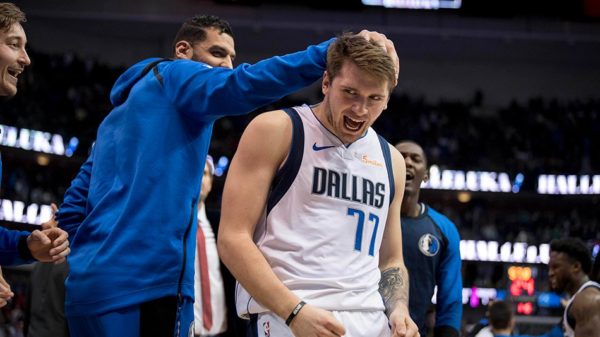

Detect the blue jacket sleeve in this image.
[56,148,94,238]
[0,226,31,265]
[431,210,463,336]
[162,39,333,120]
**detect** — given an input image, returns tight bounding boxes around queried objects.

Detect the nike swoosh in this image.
[312,143,336,151]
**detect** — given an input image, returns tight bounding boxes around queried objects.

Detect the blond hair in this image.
[0,2,26,32]
[326,32,396,91]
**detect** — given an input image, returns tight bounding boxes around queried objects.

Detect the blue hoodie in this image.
[57,39,332,315]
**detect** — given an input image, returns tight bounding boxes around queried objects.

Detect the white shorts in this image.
[249,310,390,337]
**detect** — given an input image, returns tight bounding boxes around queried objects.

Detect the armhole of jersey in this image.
[378,135,395,204]
[266,107,305,214]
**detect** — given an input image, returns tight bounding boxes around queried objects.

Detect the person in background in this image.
[395,140,462,337]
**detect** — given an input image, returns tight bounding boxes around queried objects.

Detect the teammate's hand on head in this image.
[356,30,399,86]
[289,303,346,337]
[27,227,71,264]
[0,268,14,308]
[389,303,420,337]
[40,203,59,230]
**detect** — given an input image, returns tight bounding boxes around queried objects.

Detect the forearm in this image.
[219,231,300,320]
[378,264,410,315]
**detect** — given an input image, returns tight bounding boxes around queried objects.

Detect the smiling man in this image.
[395,140,462,337]
[0,2,30,96]
[0,2,71,309]
[218,33,418,337]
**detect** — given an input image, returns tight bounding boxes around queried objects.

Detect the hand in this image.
[356,30,400,86]
[0,267,14,308]
[289,303,346,337]
[27,227,70,264]
[389,303,420,337]
[41,203,59,230]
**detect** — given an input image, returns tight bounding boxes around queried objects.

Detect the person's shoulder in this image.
[571,284,600,316]
[426,205,460,238]
[248,109,293,130]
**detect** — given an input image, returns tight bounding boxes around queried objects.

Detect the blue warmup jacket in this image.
[401,204,462,337]
[0,149,34,265]
[56,39,332,316]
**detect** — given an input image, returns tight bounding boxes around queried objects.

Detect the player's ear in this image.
[174,41,193,60]
[423,167,429,183]
[322,71,331,96]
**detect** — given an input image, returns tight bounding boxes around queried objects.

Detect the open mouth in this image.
[7,68,21,80]
[343,116,364,132]
[406,172,415,182]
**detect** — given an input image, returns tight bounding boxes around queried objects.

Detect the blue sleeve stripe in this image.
[267,108,304,214]
[428,206,463,330]
[377,135,395,204]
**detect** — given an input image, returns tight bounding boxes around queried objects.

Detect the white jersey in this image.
[563,280,600,337]
[236,104,396,318]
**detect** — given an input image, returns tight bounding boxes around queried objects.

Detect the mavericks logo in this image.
[418,234,440,257]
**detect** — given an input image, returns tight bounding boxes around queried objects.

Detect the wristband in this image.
[285,300,306,326]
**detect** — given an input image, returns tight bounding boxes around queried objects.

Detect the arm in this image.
[433,214,463,337]
[571,288,600,337]
[164,39,332,120]
[56,147,94,238]
[218,110,345,337]
[379,145,419,337]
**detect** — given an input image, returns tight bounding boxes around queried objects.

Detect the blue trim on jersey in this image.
[267,108,305,214]
[377,135,395,204]
[248,314,259,337]
[428,206,463,332]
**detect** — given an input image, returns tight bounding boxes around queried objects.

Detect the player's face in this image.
[396,142,428,195]
[321,61,390,144]
[548,251,574,293]
[191,27,235,69]
[0,23,30,97]
[200,162,213,203]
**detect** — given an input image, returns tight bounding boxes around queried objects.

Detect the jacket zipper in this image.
[176,199,195,337]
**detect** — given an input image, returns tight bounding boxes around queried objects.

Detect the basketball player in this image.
[0,2,71,307]
[194,155,227,336]
[395,141,462,337]
[548,238,600,337]
[54,12,398,337]
[218,33,416,337]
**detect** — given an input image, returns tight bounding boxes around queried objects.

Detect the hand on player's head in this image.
[356,30,399,86]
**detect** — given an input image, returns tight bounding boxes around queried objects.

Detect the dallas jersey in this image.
[563,280,600,337]
[236,104,395,318]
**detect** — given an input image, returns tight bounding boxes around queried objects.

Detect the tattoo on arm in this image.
[379,266,409,314]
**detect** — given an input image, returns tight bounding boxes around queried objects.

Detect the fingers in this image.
[41,203,59,229]
[0,268,14,308]
[356,30,400,85]
[29,229,51,245]
[324,318,346,336]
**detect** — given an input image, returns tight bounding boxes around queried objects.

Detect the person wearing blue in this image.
[56,13,398,337]
[0,1,71,307]
[395,140,462,337]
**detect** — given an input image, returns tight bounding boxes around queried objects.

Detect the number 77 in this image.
[347,207,379,256]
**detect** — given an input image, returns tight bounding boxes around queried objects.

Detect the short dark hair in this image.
[488,301,513,330]
[172,15,233,54]
[0,2,26,32]
[396,140,428,166]
[550,238,592,274]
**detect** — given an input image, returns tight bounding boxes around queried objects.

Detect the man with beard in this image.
[548,238,600,337]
